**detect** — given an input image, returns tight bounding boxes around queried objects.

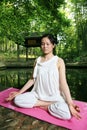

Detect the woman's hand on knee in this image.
[5,91,20,101]
[69,103,81,119]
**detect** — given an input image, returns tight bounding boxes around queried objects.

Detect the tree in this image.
[71,0,87,54]
[0,0,70,45]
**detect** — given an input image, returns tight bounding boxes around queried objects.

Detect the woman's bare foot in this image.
[39,106,48,111]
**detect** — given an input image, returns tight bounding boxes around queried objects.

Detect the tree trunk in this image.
[17,44,20,61]
[26,47,28,61]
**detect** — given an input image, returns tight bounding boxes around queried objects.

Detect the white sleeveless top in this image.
[32,56,64,102]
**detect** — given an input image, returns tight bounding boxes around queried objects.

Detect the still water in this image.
[0,68,87,102]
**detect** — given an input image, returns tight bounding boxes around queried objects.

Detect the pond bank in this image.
[0,60,87,69]
[0,62,6,69]
[66,62,87,68]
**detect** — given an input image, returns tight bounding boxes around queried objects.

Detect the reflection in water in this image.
[0,68,87,102]
[0,68,33,90]
[66,69,87,102]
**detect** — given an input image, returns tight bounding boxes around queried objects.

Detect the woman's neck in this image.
[43,53,54,61]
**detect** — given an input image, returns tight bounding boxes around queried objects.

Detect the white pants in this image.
[14,92,71,120]
[14,92,38,108]
[48,102,71,120]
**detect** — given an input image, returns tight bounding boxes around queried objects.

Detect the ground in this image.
[0,107,68,130]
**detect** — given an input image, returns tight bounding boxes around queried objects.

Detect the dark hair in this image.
[41,34,58,45]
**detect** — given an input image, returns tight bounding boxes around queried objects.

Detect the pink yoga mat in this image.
[0,87,87,130]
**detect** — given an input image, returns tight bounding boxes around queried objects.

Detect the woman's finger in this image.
[73,112,81,119]
[75,105,80,112]
[9,91,17,96]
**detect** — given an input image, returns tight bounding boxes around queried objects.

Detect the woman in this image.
[6,34,81,120]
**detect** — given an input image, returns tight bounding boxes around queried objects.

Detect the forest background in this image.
[0,0,87,64]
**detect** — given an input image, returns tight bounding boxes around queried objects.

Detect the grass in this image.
[0,52,36,68]
[0,52,36,62]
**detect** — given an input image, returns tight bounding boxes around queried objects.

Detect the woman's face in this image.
[41,37,55,55]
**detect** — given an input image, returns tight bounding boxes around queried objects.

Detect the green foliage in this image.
[0,0,69,44]
[0,0,87,63]
[70,0,87,52]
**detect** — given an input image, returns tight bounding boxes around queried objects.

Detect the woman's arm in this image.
[6,78,35,101]
[6,60,37,101]
[18,78,34,94]
[58,58,81,119]
[58,58,72,104]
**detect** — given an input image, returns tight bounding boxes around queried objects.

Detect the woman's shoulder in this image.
[55,56,64,63]
[35,56,41,62]
[33,56,41,66]
[58,57,64,62]
[57,56,65,67]
[34,56,42,66]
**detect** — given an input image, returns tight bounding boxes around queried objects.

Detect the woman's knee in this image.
[14,94,25,107]
[48,102,71,120]
[14,93,38,108]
